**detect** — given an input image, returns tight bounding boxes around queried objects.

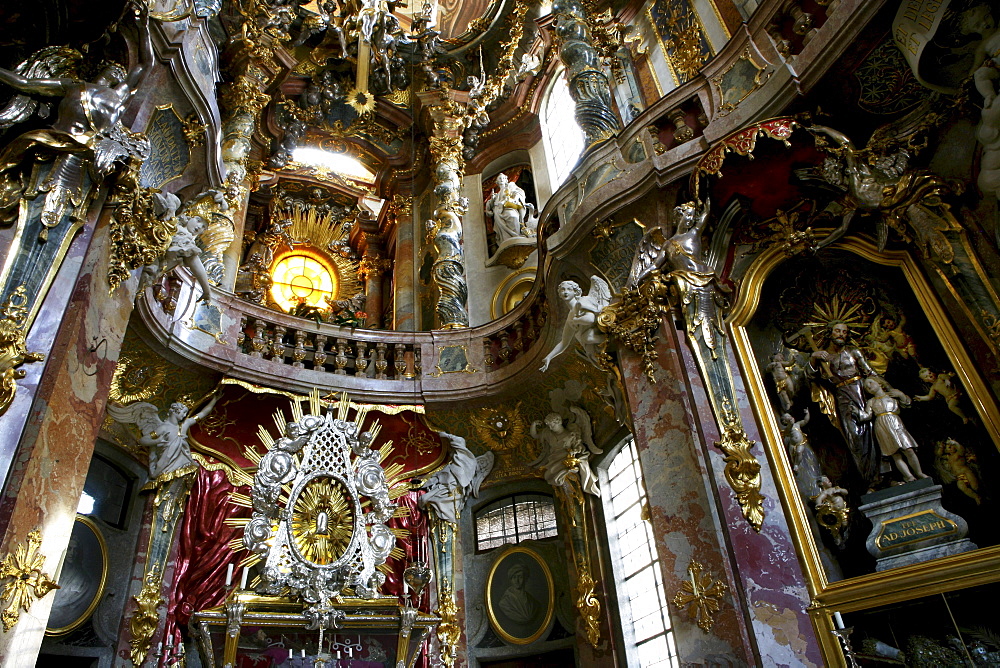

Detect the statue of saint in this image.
[809,321,879,488]
[485,173,532,244]
[107,390,222,481]
[539,276,611,372]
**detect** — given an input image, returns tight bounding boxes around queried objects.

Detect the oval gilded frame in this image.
[485,545,554,645]
[46,515,109,636]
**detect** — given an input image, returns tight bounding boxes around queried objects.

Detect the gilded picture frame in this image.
[45,515,109,636]
[485,545,554,645]
[727,237,1000,664]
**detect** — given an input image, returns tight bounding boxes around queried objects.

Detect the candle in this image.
[226,563,234,586]
[347,648,353,657]
[157,642,163,653]
[289,649,293,660]
[403,581,410,596]
[833,611,844,629]
[337,652,342,660]
[302,649,306,658]
[240,567,249,590]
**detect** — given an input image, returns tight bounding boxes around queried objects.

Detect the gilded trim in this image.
[485,545,555,645]
[45,515,108,636]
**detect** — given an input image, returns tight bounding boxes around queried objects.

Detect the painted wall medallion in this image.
[46,515,108,635]
[486,545,554,644]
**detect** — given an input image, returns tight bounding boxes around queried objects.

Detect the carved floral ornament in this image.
[0,530,60,632]
[672,560,727,632]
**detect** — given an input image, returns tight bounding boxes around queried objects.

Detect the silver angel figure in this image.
[0,3,153,231]
[540,276,611,372]
[106,390,221,481]
[417,432,494,525]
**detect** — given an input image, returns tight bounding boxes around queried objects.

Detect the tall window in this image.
[474,494,558,551]
[542,73,585,188]
[606,439,679,668]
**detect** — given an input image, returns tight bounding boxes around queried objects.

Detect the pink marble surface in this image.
[620,316,821,667]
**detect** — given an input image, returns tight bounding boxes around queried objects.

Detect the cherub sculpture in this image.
[767,351,803,411]
[812,476,850,546]
[540,276,611,372]
[137,193,214,303]
[934,438,982,505]
[914,367,972,424]
[779,408,810,472]
[529,405,602,497]
[855,377,929,483]
[416,432,494,525]
[106,390,222,481]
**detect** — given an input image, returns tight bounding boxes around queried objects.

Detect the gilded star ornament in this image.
[672,560,727,633]
[0,530,60,631]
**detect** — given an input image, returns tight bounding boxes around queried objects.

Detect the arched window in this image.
[474,493,558,551]
[541,73,585,188]
[605,439,679,667]
[270,251,338,313]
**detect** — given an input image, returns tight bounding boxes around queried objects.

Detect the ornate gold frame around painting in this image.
[45,514,109,636]
[728,237,1000,664]
[485,545,555,645]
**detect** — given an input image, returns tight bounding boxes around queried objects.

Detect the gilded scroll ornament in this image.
[128,565,164,666]
[672,560,726,632]
[436,581,461,668]
[715,405,764,532]
[106,167,174,295]
[0,529,59,631]
[575,565,602,648]
[0,286,44,416]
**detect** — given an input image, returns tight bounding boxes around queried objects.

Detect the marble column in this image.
[0,207,141,665]
[359,252,391,329]
[391,194,417,331]
[619,316,823,666]
[552,0,621,147]
[417,91,470,329]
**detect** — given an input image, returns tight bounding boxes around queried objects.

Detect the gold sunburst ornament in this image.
[0,530,60,631]
[346,88,376,115]
[291,476,355,565]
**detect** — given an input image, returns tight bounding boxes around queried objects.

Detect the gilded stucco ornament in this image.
[672,560,727,633]
[0,286,44,417]
[0,530,59,632]
[106,175,175,295]
[128,565,164,666]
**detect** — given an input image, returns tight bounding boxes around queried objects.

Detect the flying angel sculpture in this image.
[540,275,612,372]
[417,432,494,524]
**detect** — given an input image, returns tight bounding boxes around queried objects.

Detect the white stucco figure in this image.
[417,431,494,524]
[540,276,611,372]
[529,405,602,496]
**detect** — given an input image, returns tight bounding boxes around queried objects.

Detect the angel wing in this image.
[106,401,162,436]
[580,275,612,312]
[568,404,601,455]
[93,124,150,176]
[627,228,666,287]
[470,452,494,499]
[0,46,82,131]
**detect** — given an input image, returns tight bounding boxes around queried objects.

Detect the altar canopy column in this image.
[551,0,621,147]
[617,316,824,666]
[417,91,470,329]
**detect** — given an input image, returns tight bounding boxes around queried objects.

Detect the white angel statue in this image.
[540,276,612,372]
[106,390,221,480]
[529,405,602,497]
[417,432,494,524]
[137,192,214,303]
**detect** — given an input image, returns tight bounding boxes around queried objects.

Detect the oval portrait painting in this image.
[46,515,108,635]
[486,546,554,644]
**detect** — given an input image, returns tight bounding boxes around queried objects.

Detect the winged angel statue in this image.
[530,403,602,497]
[417,432,494,524]
[540,276,612,372]
[0,3,153,233]
[106,390,221,481]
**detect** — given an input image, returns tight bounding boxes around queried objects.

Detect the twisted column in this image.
[420,94,470,329]
[553,0,621,147]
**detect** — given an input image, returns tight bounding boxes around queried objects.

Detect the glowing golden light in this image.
[270,253,338,312]
[291,476,355,565]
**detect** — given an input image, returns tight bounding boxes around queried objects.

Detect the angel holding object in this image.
[106,388,222,482]
[529,406,602,497]
[539,276,611,372]
[0,1,153,232]
[137,192,214,303]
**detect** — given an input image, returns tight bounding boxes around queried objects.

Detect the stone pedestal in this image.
[859,479,976,572]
